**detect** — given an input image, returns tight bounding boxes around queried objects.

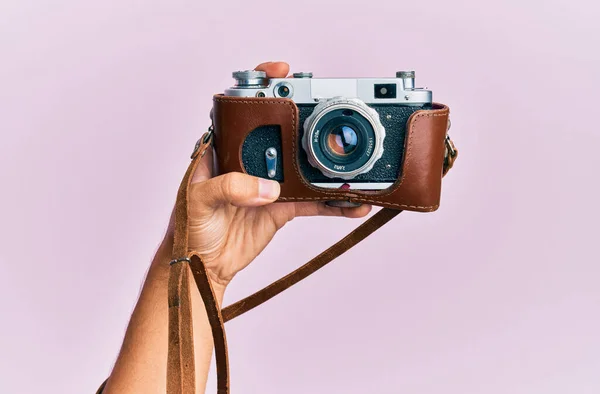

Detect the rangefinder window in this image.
[374,84,397,99]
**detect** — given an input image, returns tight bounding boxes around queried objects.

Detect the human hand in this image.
[174,61,372,294]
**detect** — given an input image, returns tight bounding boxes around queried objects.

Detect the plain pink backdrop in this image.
[1,0,599,393]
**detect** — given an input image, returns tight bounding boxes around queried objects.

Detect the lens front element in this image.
[327,125,358,157]
[302,98,386,180]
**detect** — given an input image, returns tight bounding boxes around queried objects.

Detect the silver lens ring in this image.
[301,97,386,180]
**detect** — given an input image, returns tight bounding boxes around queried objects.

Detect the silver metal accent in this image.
[232,70,268,87]
[265,147,278,179]
[224,75,431,105]
[203,125,214,143]
[396,70,415,90]
[445,134,456,158]
[312,182,393,190]
[273,81,293,98]
[170,257,191,266]
[191,125,214,159]
[293,72,313,78]
[301,97,386,180]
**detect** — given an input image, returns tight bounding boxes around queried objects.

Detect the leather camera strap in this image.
[221,135,457,324]
[95,129,456,394]
[163,130,457,394]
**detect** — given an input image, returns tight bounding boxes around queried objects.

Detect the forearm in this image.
[104,233,225,394]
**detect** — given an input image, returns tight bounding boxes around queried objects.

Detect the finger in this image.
[341,203,373,218]
[293,202,372,218]
[255,61,290,78]
[191,147,214,184]
[191,172,280,208]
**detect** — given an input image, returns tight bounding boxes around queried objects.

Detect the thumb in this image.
[190,172,280,208]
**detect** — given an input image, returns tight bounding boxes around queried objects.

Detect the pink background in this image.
[1,0,599,393]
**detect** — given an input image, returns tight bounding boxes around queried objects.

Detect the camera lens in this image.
[302,98,386,180]
[318,116,368,168]
[326,125,358,157]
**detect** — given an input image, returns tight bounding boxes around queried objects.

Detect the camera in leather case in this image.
[211,69,455,211]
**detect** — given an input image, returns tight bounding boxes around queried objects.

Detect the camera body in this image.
[223,70,432,190]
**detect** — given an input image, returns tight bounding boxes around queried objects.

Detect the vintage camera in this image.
[222,70,433,190]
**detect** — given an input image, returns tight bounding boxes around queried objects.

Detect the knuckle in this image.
[220,173,236,197]
[220,172,251,198]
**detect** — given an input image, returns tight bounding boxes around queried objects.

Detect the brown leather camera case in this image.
[212,94,450,212]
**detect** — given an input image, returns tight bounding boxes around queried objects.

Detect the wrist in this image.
[148,233,228,305]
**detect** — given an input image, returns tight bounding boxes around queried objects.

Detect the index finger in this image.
[254,61,290,78]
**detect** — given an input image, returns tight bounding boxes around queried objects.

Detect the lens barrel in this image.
[302,98,386,180]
